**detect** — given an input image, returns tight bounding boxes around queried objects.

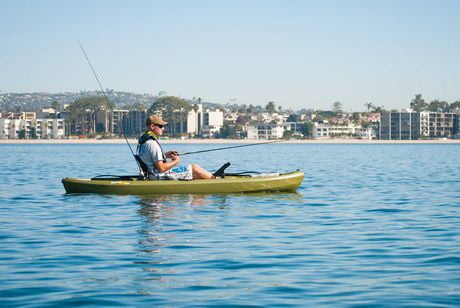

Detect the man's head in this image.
[146,115,168,135]
[146,115,168,127]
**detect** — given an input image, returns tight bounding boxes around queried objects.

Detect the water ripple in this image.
[1,144,460,306]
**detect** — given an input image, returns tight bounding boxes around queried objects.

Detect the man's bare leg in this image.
[191,164,215,179]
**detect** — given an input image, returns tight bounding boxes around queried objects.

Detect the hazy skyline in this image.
[1,0,459,111]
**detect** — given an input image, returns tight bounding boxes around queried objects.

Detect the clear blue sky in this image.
[1,0,459,111]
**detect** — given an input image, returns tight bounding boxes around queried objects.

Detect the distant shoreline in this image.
[1,138,459,145]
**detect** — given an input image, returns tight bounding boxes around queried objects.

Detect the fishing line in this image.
[78,40,136,157]
[78,41,286,158]
[178,139,284,156]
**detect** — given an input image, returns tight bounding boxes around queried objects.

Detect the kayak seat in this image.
[134,155,150,179]
[213,162,231,178]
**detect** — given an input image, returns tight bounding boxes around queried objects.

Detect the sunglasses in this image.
[156,124,164,129]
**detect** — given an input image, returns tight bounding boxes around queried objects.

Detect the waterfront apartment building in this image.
[35,119,65,139]
[420,112,458,138]
[247,123,284,140]
[379,112,458,140]
[0,117,65,139]
[379,112,421,140]
[95,109,129,135]
[313,122,374,139]
[125,110,148,136]
[186,104,224,137]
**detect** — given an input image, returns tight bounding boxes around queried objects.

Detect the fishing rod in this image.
[78,40,136,157]
[78,41,284,158]
[178,139,284,156]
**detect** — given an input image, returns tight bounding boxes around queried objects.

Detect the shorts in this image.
[150,164,193,181]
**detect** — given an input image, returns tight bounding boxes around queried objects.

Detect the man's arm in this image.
[154,154,180,173]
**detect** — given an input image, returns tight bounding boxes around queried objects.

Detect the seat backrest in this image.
[134,155,150,178]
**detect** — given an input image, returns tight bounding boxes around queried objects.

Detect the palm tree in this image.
[364,102,374,113]
[265,101,276,114]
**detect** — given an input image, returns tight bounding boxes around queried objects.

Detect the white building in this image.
[247,123,285,140]
[35,119,65,139]
[313,122,373,139]
[354,126,375,139]
[0,119,21,139]
[187,104,224,137]
[0,118,65,139]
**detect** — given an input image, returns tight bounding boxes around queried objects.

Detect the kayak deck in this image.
[62,171,304,195]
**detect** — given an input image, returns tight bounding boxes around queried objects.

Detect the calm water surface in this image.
[1,143,459,306]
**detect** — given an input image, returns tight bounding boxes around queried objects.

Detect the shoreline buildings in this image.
[1,108,459,141]
[5,103,225,139]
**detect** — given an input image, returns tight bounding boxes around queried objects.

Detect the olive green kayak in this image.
[62,171,304,195]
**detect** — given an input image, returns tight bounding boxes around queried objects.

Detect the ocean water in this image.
[1,143,459,306]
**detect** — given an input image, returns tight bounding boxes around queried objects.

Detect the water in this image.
[1,143,460,306]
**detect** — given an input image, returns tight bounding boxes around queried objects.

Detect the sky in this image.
[1,0,459,111]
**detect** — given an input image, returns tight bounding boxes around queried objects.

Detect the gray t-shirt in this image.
[138,139,163,174]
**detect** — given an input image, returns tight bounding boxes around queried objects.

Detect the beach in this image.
[1,138,459,145]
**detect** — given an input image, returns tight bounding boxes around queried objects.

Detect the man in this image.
[137,115,214,180]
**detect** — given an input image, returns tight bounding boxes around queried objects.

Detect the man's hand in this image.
[170,152,180,162]
[165,150,179,158]
[155,152,180,173]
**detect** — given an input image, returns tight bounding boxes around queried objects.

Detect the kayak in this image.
[62,171,304,195]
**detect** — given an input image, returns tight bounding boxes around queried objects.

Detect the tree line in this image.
[409,94,460,112]
[363,95,460,113]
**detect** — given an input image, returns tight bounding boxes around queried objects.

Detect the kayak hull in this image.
[62,171,304,195]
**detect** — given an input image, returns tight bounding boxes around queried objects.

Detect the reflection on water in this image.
[135,192,303,270]
[137,192,302,222]
[137,194,229,221]
[134,192,303,286]
[135,194,231,283]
